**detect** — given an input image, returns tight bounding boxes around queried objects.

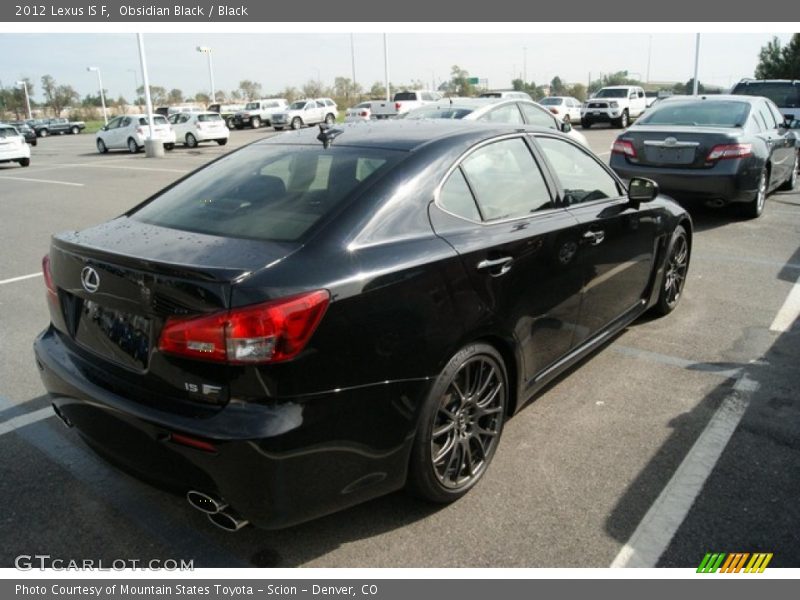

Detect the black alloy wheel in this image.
[654,224,689,316]
[409,343,507,503]
[742,167,768,219]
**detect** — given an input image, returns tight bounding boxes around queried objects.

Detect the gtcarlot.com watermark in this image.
[15,555,194,571]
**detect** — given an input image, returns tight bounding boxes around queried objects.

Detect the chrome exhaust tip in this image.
[186,490,228,514]
[208,510,250,532]
[705,198,726,208]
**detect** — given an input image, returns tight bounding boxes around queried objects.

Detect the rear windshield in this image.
[198,113,222,122]
[638,101,750,127]
[131,145,403,242]
[393,92,418,101]
[539,97,563,105]
[594,89,628,98]
[0,127,19,137]
[406,106,474,120]
[138,116,168,126]
[245,102,259,110]
[731,81,800,108]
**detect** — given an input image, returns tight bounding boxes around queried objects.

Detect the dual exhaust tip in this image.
[186,491,249,532]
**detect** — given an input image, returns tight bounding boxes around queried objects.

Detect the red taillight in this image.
[548,108,559,115]
[359,111,369,117]
[168,432,217,453]
[706,143,752,161]
[395,102,402,111]
[158,290,330,364]
[612,139,637,158]
[42,254,57,307]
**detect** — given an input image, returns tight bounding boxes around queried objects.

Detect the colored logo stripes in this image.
[697,552,773,573]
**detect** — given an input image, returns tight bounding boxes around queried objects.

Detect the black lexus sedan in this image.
[609,95,799,218]
[34,120,691,531]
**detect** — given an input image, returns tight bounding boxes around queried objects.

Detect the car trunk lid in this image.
[619,125,745,168]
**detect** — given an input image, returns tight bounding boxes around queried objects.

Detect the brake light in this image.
[158,290,330,364]
[548,108,559,115]
[42,254,58,307]
[706,143,752,161]
[395,102,402,111]
[168,433,217,453]
[359,111,369,117]
[611,139,637,158]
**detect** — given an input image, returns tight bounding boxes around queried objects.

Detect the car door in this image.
[108,116,130,148]
[428,135,586,384]
[533,134,658,344]
[763,99,796,187]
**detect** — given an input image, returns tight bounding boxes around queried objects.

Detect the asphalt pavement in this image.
[0,123,798,568]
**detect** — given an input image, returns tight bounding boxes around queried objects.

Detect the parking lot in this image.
[1,124,798,568]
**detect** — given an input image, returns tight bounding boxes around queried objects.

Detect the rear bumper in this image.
[610,157,761,203]
[195,128,230,142]
[0,144,30,161]
[34,326,427,529]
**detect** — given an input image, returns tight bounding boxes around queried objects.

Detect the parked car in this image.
[271,98,338,131]
[609,95,799,218]
[730,79,800,121]
[233,99,288,129]
[538,96,583,124]
[168,111,229,147]
[95,114,176,154]
[344,101,376,122]
[0,124,31,166]
[207,103,245,129]
[478,90,533,101]
[404,97,589,147]
[32,117,86,137]
[35,120,691,532]
[6,121,37,146]
[581,86,648,128]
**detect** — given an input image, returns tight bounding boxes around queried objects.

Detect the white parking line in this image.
[610,374,756,568]
[597,151,611,157]
[0,175,84,187]
[59,163,189,174]
[0,272,42,286]
[770,275,800,332]
[0,407,53,437]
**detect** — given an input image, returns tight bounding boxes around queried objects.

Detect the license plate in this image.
[74,299,152,370]
[593,112,601,116]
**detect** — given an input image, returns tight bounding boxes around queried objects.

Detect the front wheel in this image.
[185,133,198,148]
[616,110,629,129]
[407,343,507,503]
[216,139,228,146]
[653,224,689,316]
[96,138,108,154]
[291,117,303,130]
[71,126,80,135]
[127,137,139,154]
[251,116,261,129]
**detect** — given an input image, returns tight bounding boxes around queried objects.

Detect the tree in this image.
[136,85,167,105]
[302,80,324,98]
[238,80,262,101]
[674,78,706,94]
[194,92,211,104]
[448,65,474,96]
[550,76,567,96]
[369,81,387,99]
[755,34,800,79]
[167,88,184,104]
[566,83,587,102]
[588,71,642,93]
[41,75,79,116]
[279,87,300,103]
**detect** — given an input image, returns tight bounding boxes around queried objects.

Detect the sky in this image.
[0,32,792,103]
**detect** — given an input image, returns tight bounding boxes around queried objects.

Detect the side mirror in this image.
[560,121,572,133]
[628,177,659,205]
[101,125,108,131]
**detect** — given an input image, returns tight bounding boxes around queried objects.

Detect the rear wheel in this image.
[39,129,48,137]
[18,157,30,167]
[185,133,198,148]
[778,152,798,192]
[741,167,768,219]
[96,138,108,154]
[164,143,174,151]
[408,343,507,503]
[226,117,235,129]
[127,137,139,154]
[653,224,689,316]
[71,126,80,135]
[581,119,591,129]
[291,117,303,130]
[251,116,261,129]
[216,139,228,146]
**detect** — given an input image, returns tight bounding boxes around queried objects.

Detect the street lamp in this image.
[15,80,32,120]
[86,66,108,124]
[196,46,215,104]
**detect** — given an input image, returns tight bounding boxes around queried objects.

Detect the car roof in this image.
[657,94,766,105]
[256,119,552,152]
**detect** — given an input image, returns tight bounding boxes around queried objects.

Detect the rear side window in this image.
[732,81,800,108]
[439,168,481,221]
[131,146,402,242]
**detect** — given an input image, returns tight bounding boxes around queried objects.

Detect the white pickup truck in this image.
[232,98,288,129]
[370,90,443,118]
[580,85,647,129]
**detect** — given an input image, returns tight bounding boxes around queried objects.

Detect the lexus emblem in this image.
[664,137,678,146]
[80,266,100,294]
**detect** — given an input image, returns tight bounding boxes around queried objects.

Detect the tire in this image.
[778,152,798,192]
[741,167,768,219]
[616,110,629,129]
[324,113,335,125]
[30,139,37,147]
[226,117,235,129]
[164,143,174,151]
[653,224,689,316]
[235,125,243,130]
[127,137,140,154]
[274,126,284,131]
[251,116,261,129]
[18,157,30,167]
[185,133,198,148]
[581,119,591,129]
[71,126,80,135]
[216,139,228,146]
[39,129,48,138]
[96,138,108,154]
[407,343,507,504]
[291,117,303,130]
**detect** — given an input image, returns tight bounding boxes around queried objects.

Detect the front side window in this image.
[536,136,620,205]
[460,138,552,220]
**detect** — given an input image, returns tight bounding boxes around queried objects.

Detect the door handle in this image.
[583,230,605,245]
[477,256,514,276]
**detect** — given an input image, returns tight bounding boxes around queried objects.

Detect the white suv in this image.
[95,114,176,154]
[581,86,647,129]
[271,98,338,131]
[168,111,229,147]
[233,99,288,129]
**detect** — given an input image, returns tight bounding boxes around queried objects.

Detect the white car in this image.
[96,114,176,154]
[168,111,229,147]
[0,125,31,167]
[538,96,583,124]
[272,98,338,131]
[344,101,385,122]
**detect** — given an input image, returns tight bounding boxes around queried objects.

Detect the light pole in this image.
[383,33,390,102]
[137,33,161,157]
[692,33,701,96]
[86,67,108,124]
[15,80,32,119]
[196,46,215,104]
[523,46,527,83]
[646,34,653,83]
